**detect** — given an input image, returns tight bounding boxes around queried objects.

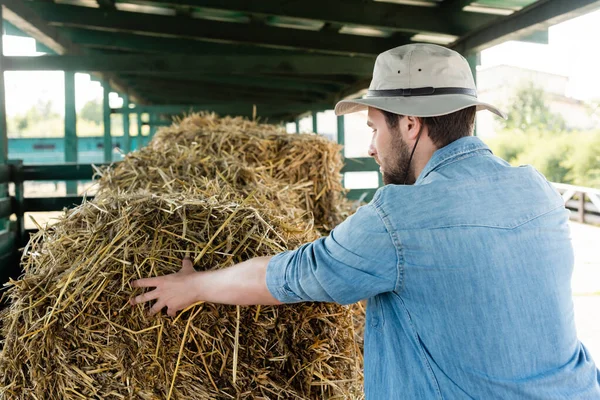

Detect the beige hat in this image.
[335,43,506,119]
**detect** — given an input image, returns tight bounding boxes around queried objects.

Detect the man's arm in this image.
[130,256,281,317]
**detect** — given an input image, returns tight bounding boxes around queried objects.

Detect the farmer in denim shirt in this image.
[132,44,600,399]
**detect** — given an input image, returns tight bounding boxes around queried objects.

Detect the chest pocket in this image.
[367,295,385,332]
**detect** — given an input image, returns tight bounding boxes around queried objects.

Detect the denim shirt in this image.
[266,136,600,399]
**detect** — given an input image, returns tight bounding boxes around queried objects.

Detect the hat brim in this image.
[334,94,507,119]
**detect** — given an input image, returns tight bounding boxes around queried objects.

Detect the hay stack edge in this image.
[0,113,365,399]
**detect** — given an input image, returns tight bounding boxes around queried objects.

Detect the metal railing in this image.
[552,182,600,225]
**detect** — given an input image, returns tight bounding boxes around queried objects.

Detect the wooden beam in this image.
[120,73,345,94]
[64,71,77,195]
[452,0,600,54]
[127,0,496,36]
[58,27,298,56]
[1,0,147,104]
[3,54,375,77]
[124,77,329,101]
[112,102,330,118]
[0,10,8,232]
[28,2,407,56]
[96,0,116,9]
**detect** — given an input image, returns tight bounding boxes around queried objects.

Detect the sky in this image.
[4,7,600,129]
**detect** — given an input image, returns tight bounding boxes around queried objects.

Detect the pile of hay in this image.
[0,189,361,399]
[0,114,365,399]
[99,113,351,233]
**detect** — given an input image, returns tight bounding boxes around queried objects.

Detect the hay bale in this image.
[98,113,351,233]
[0,188,362,399]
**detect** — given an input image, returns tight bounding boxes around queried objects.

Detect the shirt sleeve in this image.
[265,203,399,305]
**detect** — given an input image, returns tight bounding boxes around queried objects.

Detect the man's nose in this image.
[368,144,377,158]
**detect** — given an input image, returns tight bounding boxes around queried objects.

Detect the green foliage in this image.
[7,99,131,138]
[80,99,102,125]
[500,81,566,133]
[487,82,599,188]
[487,130,600,187]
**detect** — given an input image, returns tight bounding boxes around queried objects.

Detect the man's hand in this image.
[130,257,201,317]
[130,255,281,317]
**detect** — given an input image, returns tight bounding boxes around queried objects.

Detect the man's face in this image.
[367,108,415,185]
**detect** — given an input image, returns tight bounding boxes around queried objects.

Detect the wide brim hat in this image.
[335,43,506,119]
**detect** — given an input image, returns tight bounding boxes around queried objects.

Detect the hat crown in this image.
[370,44,476,92]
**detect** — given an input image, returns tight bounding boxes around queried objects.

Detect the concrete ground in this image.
[570,221,600,363]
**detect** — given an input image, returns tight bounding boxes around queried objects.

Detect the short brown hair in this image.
[382,106,476,148]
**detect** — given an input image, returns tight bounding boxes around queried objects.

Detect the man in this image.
[131,44,600,398]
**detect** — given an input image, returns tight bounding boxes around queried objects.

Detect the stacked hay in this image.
[99,113,351,233]
[0,114,365,399]
[0,189,362,399]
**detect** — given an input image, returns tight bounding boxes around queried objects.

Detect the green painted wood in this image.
[27,2,405,56]
[103,81,112,162]
[59,27,306,56]
[124,78,328,104]
[23,196,88,212]
[119,73,344,94]
[0,231,15,258]
[518,29,549,44]
[112,103,330,119]
[337,115,345,187]
[0,10,8,232]
[0,164,9,184]
[129,0,495,36]
[96,0,116,8]
[347,189,376,202]
[341,157,379,173]
[336,115,345,148]
[312,111,318,134]
[137,113,143,150]
[20,163,107,181]
[64,71,78,195]
[452,0,600,54]
[2,0,147,104]
[294,119,300,134]
[3,54,375,77]
[0,198,12,220]
[11,160,24,244]
[149,114,157,138]
[122,93,131,153]
[467,52,480,136]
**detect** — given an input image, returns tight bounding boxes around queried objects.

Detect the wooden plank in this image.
[103,82,112,162]
[1,0,147,104]
[151,0,497,36]
[3,54,375,77]
[452,0,600,54]
[0,10,8,232]
[64,71,78,195]
[28,2,405,56]
[122,94,131,154]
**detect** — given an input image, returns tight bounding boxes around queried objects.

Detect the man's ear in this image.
[403,116,423,141]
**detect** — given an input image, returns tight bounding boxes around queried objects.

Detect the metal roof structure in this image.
[2,0,600,122]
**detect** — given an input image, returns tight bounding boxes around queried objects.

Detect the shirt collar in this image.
[415,136,492,185]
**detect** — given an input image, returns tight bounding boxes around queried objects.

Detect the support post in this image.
[11,160,24,246]
[467,52,480,136]
[64,71,77,195]
[137,112,143,150]
[122,93,130,153]
[102,81,112,162]
[312,111,318,134]
[337,115,345,187]
[149,113,157,138]
[295,119,300,134]
[0,11,8,232]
